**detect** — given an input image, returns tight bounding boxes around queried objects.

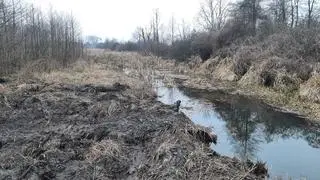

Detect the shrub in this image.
[170,39,194,61]
[233,58,251,77]
[260,71,276,87]
[232,45,260,77]
[216,21,248,48]
[191,32,215,61]
[281,61,313,82]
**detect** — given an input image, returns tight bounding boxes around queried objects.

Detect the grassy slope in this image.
[181,57,320,122]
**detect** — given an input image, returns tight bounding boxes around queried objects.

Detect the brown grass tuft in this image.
[153,140,178,163]
[300,74,320,103]
[17,59,62,82]
[85,139,122,163]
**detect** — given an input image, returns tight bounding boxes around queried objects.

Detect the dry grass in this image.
[85,139,122,163]
[300,74,320,103]
[17,58,64,82]
[153,139,178,163]
[13,51,177,100]
[10,49,320,122]
[0,50,269,179]
[179,52,320,121]
[0,84,7,93]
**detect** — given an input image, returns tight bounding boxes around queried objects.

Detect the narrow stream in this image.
[154,80,320,180]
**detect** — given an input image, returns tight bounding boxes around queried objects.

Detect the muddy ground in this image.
[0,81,266,179]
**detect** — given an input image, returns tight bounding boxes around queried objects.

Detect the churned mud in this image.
[0,81,266,179]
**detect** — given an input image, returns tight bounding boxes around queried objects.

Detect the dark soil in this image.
[0,78,8,84]
[0,83,266,179]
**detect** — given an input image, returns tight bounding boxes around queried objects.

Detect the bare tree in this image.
[232,0,262,35]
[216,0,229,30]
[280,0,287,24]
[295,0,300,26]
[291,0,295,27]
[0,0,83,75]
[169,15,176,45]
[198,0,229,32]
[178,19,191,40]
[307,0,316,28]
[151,9,160,43]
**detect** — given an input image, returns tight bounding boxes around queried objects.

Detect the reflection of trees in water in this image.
[168,88,175,103]
[198,103,216,120]
[303,131,320,148]
[213,97,320,160]
[215,102,263,161]
[180,88,320,158]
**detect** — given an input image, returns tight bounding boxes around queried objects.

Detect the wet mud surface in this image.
[0,83,266,179]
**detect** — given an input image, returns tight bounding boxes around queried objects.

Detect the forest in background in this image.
[0,0,84,75]
[92,0,320,63]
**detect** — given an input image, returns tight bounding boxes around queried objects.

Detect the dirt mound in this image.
[0,82,266,179]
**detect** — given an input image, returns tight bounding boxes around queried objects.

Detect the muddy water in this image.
[154,81,320,180]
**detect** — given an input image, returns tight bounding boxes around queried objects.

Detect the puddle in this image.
[154,80,320,179]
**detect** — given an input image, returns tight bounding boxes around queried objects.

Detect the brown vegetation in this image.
[0,51,266,179]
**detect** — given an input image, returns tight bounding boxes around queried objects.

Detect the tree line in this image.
[96,0,320,62]
[0,0,83,75]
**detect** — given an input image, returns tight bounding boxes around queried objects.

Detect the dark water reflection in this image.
[154,81,320,179]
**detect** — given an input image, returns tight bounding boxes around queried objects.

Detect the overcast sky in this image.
[27,0,201,41]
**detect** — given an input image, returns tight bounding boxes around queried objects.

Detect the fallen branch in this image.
[18,165,33,180]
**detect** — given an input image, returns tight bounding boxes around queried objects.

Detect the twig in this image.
[232,165,256,180]
[18,165,33,180]
[3,95,12,109]
[93,165,96,180]
[198,160,203,180]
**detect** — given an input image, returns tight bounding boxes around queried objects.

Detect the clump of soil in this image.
[0,78,7,84]
[0,82,266,179]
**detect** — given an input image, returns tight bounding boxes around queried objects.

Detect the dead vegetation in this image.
[179,32,320,121]
[300,74,320,103]
[0,51,266,179]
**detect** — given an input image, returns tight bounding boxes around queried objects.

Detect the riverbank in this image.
[98,51,320,122]
[180,57,320,122]
[0,51,266,179]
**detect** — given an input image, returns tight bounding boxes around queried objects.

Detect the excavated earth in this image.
[0,82,266,179]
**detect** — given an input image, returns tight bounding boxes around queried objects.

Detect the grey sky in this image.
[28,0,201,41]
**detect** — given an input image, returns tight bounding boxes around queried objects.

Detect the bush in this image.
[191,32,215,61]
[118,41,140,52]
[233,58,251,77]
[260,71,276,87]
[170,39,194,61]
[216,21,248,48]
[291,28,320,60]
[232,45,261,77]
[280,60,313,82]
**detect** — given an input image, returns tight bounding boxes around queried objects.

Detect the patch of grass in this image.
[85,139,122,163]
